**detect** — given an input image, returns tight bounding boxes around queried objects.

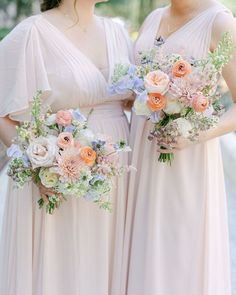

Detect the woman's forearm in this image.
[201,103,236,142]
[0,117,18,147]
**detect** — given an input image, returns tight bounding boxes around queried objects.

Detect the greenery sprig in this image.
[31,90,47,137]
[201,32,235,71]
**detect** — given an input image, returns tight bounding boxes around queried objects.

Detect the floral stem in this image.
[158,152,174,165]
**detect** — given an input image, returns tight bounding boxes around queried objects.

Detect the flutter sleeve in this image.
[0,16,51,121]
[117,23,134,64]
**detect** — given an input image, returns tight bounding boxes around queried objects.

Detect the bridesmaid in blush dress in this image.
[0,1,132,294]
[122,1,236,294]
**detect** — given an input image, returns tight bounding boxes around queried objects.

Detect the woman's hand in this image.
[0,116,19,147]
[123,99,134,111]
[123,93,136,111]
[156,130,213,153]
[38,183,62,204]
[157,136,195,153]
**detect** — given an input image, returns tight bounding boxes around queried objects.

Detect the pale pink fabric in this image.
[0,15,131,295]
[122,3,232,295]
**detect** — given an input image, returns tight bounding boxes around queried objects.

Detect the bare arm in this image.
[203,14,236,140]
[0,117,18,147]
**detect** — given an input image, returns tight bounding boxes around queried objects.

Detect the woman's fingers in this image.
[41,193,50,204]
[157,147,175,154]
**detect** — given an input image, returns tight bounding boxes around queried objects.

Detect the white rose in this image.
[174,118,192,137]
[27,136,58,169]
[164,93,184,115]
[77,129,95,146]
[45,114,57,126]
[144,70,170,95]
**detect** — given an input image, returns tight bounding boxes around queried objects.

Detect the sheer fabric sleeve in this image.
[117,22,134,64]
[0,17,51,121]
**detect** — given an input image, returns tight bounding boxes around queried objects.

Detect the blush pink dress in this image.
[122,3,233,295]
[0,15,131,295]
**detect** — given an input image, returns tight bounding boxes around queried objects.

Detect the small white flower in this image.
[164,93,184,115]
[45,114,57,126]
[77,129,95,146]
[203,105,214,117]
[174,118,192,137]
[134,99,151,116]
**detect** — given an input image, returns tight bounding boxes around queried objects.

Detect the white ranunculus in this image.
[26,136,58,169]
[134,99,151,116]
[175,118,192,138]
[45,114,57,126]
[77,129,95,146]
[164,93,184,115]
[39,168,59,188]
[144,70,170,95]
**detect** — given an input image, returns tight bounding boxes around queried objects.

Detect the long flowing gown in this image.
[0,14,131,295]
[122,3,233,295]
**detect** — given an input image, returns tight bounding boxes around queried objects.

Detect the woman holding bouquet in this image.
[123,0,236,294]
[0,0,132,294]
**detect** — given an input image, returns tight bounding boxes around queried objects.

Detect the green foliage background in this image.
[96,0,235,30]
[0,0,235,39]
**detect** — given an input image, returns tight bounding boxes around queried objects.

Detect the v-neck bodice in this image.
[0,14,132,121]
[40,15,111,85]
[135,2,231,61]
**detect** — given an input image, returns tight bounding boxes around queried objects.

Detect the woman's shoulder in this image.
[143,7,165,25]
[101,16,131,42]
[102,16,128,33]
[138,7,165,34]
[211,5,236,48]
[146,7,165,20]
[1,14,42,43]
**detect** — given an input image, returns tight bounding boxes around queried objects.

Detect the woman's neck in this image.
[59,0,95,25]
[170,0,214,16]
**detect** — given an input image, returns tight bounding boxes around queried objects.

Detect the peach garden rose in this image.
[144,70,170,94]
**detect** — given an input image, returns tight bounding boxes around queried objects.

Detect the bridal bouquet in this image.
[7,92,131,214]
[110,33,234,164]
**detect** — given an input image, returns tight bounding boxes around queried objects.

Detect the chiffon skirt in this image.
[0,102,129,295]
[122,117,231,295]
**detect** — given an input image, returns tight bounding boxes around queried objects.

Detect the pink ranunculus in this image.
[57,132,74,149]
[172,60,192,78]
[58,148,87,180]
[192,94,209,113]
[56,110,73,126]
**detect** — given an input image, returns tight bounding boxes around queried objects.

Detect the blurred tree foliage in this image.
[96,0,168,30]
[0,0,235,39]
[15,0,33,19]
[96,0,236,30]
